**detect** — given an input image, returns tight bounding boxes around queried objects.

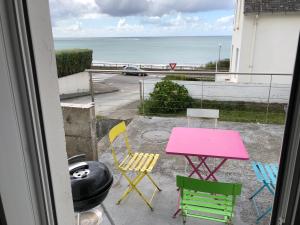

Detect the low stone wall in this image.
[61,102,97,161]
[58,71,90,98]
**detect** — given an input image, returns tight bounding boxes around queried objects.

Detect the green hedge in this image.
[55,49,93,77]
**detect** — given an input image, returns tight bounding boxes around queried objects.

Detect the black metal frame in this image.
[271,34,300,225]
[0,195,7,225]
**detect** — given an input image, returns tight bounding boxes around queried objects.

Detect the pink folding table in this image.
[165,127,249,217]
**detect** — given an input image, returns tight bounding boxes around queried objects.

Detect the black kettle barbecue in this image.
[68,154,116,225]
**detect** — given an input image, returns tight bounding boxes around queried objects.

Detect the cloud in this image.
[167,14,202,28]
[52,13,234,37]
[116,18,144,32]
[117,18,127,28]
[140,13,203,30]
[215,15,234,30]
[49,0,234,37]
[147,0,233,16]
[94,0,233,17]
[216,15,234,24]
[52,21,83,36]
[50,0,233,23]
[49,0,99,25]
[140,15,186,28]
[95,0,149,17]
[53,19,144,37]
[65,22,82,31]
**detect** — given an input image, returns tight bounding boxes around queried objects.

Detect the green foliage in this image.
[193,100,285,124]
[204,58,230,71]
[55,49,93,77]
[140,97,285,124]
[141,80,193,114]
[163,74,215,82]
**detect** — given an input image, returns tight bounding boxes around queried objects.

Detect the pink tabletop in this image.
[166,127,249,160]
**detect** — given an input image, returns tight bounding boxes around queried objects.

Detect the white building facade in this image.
[230,0,300,84]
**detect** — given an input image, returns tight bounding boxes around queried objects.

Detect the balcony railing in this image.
[86,69,291,124]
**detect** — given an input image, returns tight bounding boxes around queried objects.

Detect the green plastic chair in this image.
[176,176,242,224]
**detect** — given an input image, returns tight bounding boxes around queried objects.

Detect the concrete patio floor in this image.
[97,116,284,225]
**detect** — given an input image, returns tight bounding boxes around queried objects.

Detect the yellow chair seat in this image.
[119,153,160,173]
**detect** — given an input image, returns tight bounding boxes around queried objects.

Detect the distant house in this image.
[230,0,300,84]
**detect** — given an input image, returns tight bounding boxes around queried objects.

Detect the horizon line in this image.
[53,35,232,39]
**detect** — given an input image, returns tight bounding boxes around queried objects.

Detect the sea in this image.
[54,36,232,65]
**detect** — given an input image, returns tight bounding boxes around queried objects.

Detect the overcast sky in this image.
[50,0,235,37]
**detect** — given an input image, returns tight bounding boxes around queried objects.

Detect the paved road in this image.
[61,73,162,119]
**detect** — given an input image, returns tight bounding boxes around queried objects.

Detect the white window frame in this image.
[1,1,300,225]
[0,0,73,224]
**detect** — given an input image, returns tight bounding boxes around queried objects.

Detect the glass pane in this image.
[49,1,297,224]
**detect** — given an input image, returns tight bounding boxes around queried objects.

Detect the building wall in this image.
[231,0,299,84]
[228,0,244,82]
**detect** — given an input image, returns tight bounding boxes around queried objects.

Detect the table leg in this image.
[198,156,218,181]
[173,208,181,218]
[188,156,207,178]
[185,155,204,179]
[172,190,182,218]
[206,158,227,180]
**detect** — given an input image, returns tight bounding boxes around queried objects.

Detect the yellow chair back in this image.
[108,121,133,167]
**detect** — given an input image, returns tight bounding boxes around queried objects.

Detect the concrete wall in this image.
[58,71,90,96]
[61,102,97,161]
[143,79,291,103]
[231,0,299,84]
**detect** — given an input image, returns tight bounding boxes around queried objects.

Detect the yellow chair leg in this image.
[117,172,145,204]
[146,173,162,191]
[116,172,154,210]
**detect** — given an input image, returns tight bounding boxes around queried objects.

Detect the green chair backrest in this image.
[176,175,242,196]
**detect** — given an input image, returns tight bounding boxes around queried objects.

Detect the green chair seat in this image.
[177,176,242,224]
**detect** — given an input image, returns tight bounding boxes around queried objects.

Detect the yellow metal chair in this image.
[108,121,161,210]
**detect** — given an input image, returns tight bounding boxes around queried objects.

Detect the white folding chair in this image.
[186,108,219,128]
[185,108,220,174]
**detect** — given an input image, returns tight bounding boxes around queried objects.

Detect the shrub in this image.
[141,80,193,114]
[204,58,230,71]
[55,49,93,77]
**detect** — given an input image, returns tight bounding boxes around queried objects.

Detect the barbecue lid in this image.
[70,161,113,202]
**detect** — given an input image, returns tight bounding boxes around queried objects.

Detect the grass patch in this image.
[219,110,285,124]
[139,100,286,124]
[163,74,215,82]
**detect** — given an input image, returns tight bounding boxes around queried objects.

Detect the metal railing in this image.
[86,69,292,123]
[91,62,229,71]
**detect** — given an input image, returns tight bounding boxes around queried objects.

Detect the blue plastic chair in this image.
[249,161,278,223]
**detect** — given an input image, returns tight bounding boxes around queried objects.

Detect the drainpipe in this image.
[249,14,259,82]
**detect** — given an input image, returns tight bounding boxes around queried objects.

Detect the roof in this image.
[244,0,300,14]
